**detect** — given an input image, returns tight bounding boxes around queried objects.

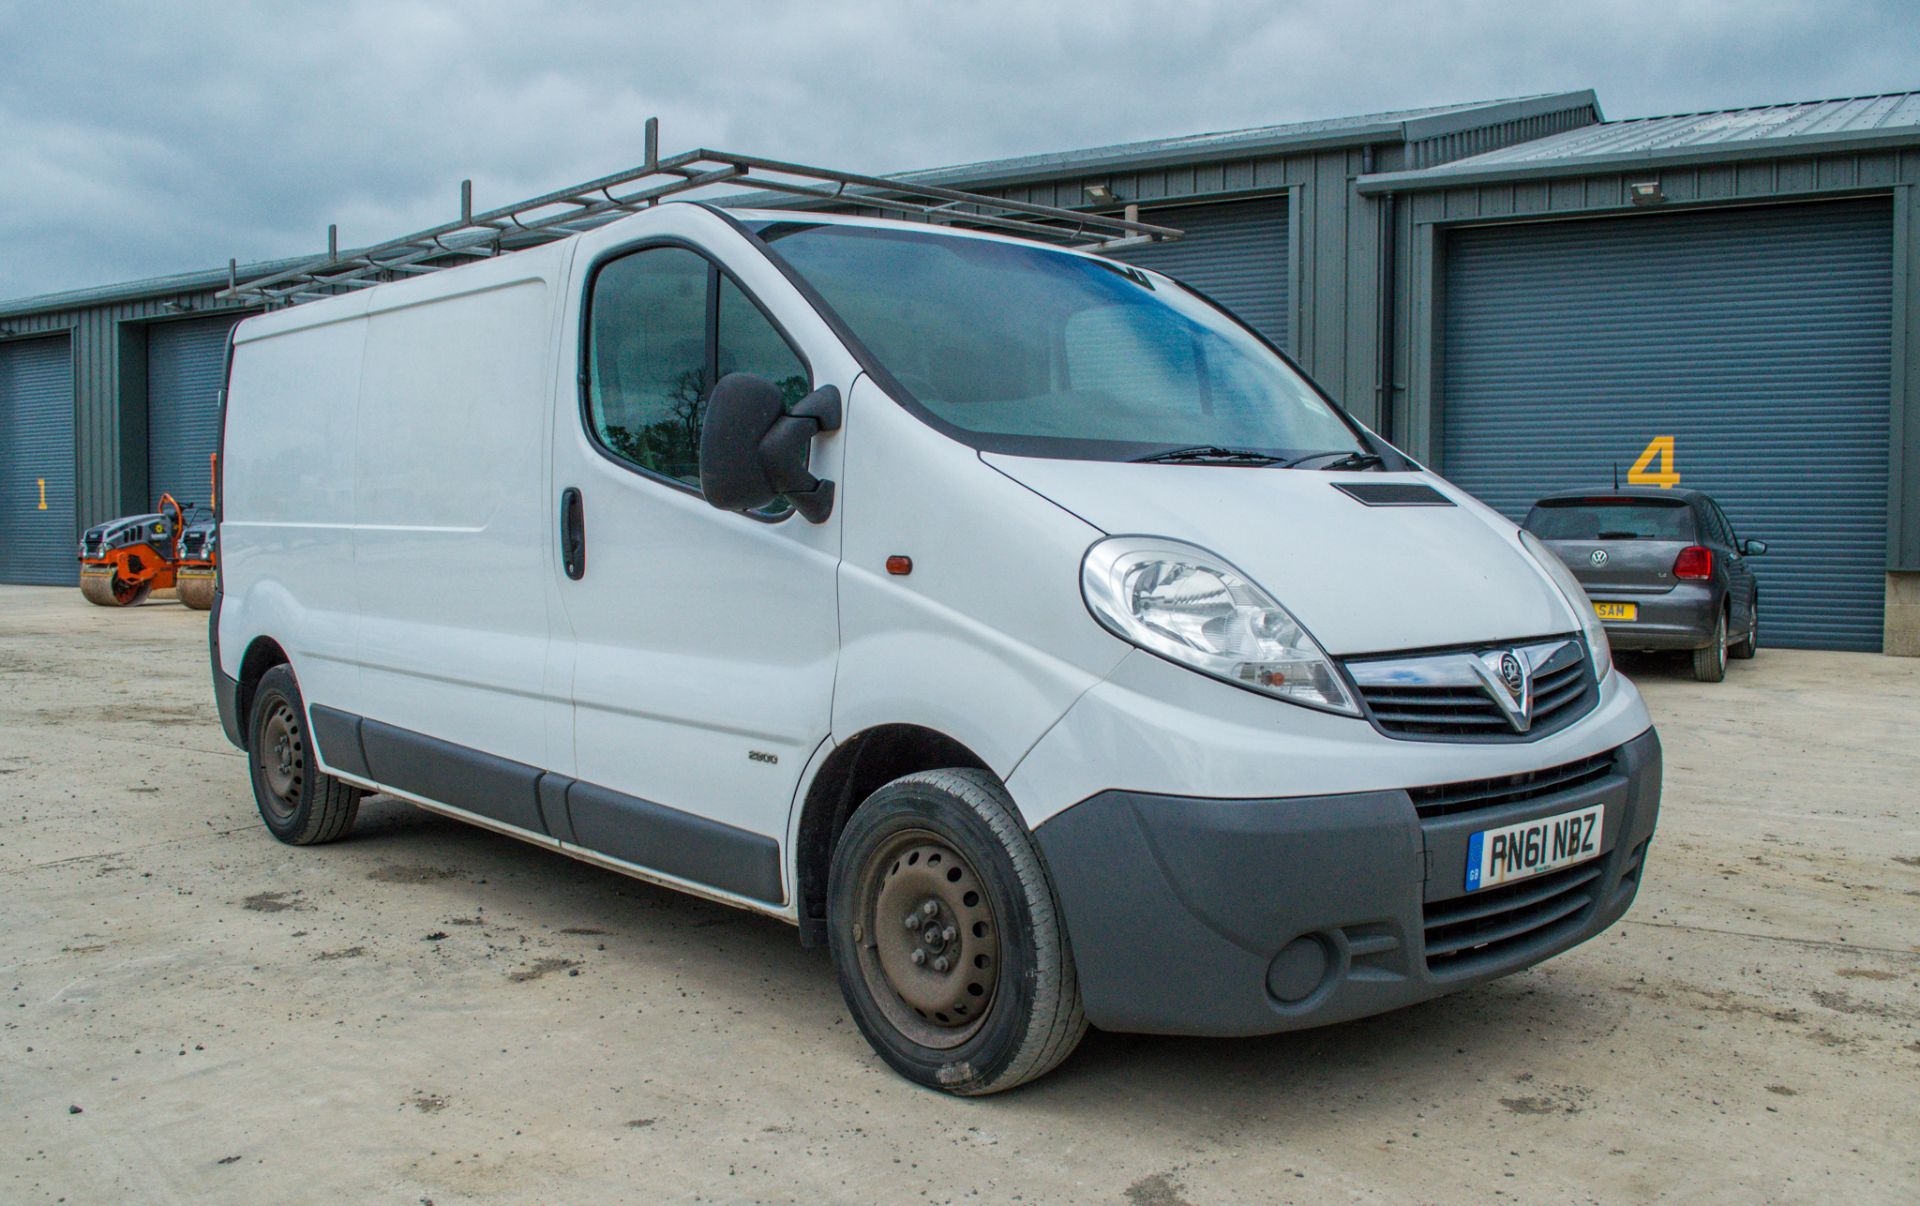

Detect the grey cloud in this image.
[0,0,1911,299]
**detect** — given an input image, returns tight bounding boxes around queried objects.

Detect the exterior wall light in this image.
[1629,180,1665,206]
[1083,183,1119,204]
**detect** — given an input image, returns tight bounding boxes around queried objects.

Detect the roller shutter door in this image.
[147,314,241,510]
[0,336,77,586]
[1110,196,1290,348]
[1440,199,1892,651]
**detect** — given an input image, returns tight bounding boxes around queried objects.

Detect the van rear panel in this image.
[221,303,369,710]
[220,247,568,779]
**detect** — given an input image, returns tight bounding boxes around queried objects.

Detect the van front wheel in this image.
[827,769,1086,1095]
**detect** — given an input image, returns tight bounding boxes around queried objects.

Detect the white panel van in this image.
[212,201,1660,1094]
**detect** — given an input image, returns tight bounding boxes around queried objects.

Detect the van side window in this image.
[718,276,809,406]
[586,247,808,494]
[587,247,712,486]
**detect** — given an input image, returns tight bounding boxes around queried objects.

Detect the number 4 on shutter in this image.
[1628,436,1680,488]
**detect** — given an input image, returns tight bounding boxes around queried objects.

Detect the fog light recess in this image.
[1266,935,1332,1004]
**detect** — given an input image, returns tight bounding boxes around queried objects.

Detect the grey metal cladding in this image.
[0,335,78,585]
[1360,91,1920,189]
[146,314,241,510]
[1407,105,1599,170]
[1108,196,1291,348]
[1439,198,1893,651]
[890,93,1598,192]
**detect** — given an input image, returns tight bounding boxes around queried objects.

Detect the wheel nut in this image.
[941,926,956,944]
[904,912,918,930]
[933,956,950,973]
[922,901,938,917]
[910,948,926,966]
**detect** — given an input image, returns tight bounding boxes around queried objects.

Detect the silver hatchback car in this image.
[1523,488,1767,682]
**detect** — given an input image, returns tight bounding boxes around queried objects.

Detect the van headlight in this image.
[1081,536,1359,715]
[1519,529,1612,681]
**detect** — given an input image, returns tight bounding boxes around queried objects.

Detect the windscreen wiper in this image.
[1131,445,1286,465]
[1283,449,1384,471]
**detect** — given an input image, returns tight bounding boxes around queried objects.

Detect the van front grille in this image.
[1423,861,1602,974]
[1345,637,1597,742]
[1409,751,1617,822]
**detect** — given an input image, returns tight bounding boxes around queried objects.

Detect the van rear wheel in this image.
[246,665,362,845]
[827,769,1085,1095]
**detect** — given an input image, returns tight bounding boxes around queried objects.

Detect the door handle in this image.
[561,487,586,580]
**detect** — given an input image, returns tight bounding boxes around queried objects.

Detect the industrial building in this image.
[4,88,1917,653]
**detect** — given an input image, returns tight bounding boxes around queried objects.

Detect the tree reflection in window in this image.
[587,247,809,491]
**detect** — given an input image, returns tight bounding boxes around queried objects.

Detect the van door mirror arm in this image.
[700,375,841,523]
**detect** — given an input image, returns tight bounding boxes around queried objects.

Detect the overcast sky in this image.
[1,0,1912,301]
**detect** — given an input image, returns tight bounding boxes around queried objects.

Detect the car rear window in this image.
[1524,499,1695,541]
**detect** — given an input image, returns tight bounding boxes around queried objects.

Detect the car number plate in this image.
[1465,804,1604,891]
[1592,601,1637,621]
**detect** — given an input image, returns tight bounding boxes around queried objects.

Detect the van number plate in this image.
[1465,804,1603,891]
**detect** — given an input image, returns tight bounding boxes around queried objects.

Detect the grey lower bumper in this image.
[208,591,244,750]
[1032,728,1662,1036]
[1594,586,1718,651]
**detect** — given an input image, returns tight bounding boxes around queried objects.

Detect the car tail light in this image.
[1673,546,1713,580]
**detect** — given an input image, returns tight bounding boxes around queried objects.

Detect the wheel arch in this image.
[791,724,992,947]
[235,635,292,744]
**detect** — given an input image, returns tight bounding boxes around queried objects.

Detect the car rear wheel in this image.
[1692,610,1728,682]
[827,768,1086,1095]
[1729,598,1759,660]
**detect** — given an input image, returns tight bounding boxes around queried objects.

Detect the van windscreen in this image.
[752,222,1364,462]
[1524,499,1695,542]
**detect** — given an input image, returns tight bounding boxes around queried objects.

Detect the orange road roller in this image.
[77,493,218,610]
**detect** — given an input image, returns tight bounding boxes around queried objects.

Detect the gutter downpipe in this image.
[1361,143,1398,445]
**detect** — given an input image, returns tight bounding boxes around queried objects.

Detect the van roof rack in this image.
[221,118,1183,307]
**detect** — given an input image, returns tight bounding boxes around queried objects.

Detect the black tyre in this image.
[1691,609,1728,683]
[246,665,361,845]
[827,768,1085,1095]
[1729,597,1759,660]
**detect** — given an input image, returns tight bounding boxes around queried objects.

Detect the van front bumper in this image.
[1031,728,1660,1036]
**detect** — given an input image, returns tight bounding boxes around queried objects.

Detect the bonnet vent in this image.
[1333,481,1455,507]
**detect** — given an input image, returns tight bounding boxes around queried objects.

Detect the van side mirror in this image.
[699,373,842,523]
[1741,539,1768,556]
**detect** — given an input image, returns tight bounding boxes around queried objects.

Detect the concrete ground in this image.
[1,585,1915,1205]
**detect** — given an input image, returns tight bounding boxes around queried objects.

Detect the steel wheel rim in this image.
[257,700,304,820]
[852,828,1000,1050]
